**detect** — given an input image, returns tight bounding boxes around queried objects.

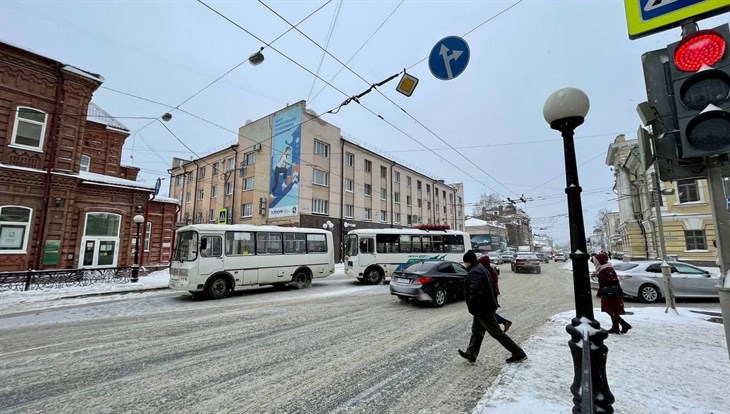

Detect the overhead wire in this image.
[307,0,343,101]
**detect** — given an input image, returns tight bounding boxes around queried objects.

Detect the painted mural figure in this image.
[270,145,293,197]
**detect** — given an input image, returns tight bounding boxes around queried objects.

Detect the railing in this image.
[0,267,135,292]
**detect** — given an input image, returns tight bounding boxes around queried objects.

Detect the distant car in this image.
[511,253,541,274]
[590,261,720,303]
[487,251,503,265]
[390,260,468,307]
[500,253,514,263]
[554,252,567,262]
[535,253,549,263]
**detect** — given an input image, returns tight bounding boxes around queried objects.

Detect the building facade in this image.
[464,218,508,252]
[0,42,177,272]
[169,101,465,260]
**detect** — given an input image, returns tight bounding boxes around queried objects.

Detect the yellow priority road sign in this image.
[624,0,730,40]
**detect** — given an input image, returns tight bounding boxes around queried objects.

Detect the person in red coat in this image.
[593,252,632,334]
[478,255,513,332]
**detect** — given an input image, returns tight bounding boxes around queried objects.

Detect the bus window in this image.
[306,234,327,253]
[200,236,222,257]
[431,235,443,253]
[174,231,198,261]
[444,235,465,253]
[359,237,374,254]
[411,236,423,253]
[422,236,432,253]
[376,234,399,253]
[346,235,358,256]
[225,231,254,255]
[257,232,283,255]
[399,235,412,253]
[284,233,307,254]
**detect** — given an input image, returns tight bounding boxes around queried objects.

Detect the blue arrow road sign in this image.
[428,36,470,81]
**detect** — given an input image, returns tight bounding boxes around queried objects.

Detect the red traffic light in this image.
[674,30,726,72]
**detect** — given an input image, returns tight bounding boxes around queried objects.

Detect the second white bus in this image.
[344,228,472,284]
[169,224,335,299]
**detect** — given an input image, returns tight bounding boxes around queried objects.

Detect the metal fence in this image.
[0,267,135,292]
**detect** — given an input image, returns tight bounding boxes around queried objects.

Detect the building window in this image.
[435,188,438,197]
[197,189,204,200]
[407,176,412,187]
[314,140,330,157]
[443,206,447,213]
[198,167,206,180]
[244,151,256,165]
[313,169,329,187]
[346,152,354,166]
[417,180,422,190]
[313,198,329,215]
[677,179,700,203]
[380,188,387,200]
[364,159,372,173]
[394,171,400,183]
[242,203,253,218]
[380,166,387,178]
[380,210,387,222]
[426,184,430,193]
[417,198,422,208]
[144,221,152,252]
[225,182,234,195]
[443,191,446,199]
[364,208,372,221]
[407,215,412,225]
[186,192,191,203]
[80,155,91,172]
[212,186,218,198]
[176,175,183,186]
[458,196,462,205]
[345,179,354,192]
[364,184,372,196]
[394,213,400,224]
[10,107,47,151]
[226,157,235,171]
[243,177,255,191]
[196,212,203,223]
[685,230,707,250]
[344,204,354,218]
[212,162,219,175]
[427,201,431,210]
[406,195,412,206]
[450,193,454,203]
[239,162,248,178]
[394,192,400,203]
[209,209,216,222]
[0,206,32,253]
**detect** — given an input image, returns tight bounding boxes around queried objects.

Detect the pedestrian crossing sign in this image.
[624,0,730,40]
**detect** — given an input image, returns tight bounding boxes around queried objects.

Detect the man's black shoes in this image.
[505,353,528,363]
[458,349,476,363]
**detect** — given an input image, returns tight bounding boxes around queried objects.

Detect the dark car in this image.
[535,253,549,263]
[389,260,468,307]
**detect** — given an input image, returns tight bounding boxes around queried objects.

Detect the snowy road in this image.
[0,263,713,413]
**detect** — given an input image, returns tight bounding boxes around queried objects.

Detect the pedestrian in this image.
[593,252,632,334]
[478,255,513,332]
[607,251,612,260]
[458,250,527,364]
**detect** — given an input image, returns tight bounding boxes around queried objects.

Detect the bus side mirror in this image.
[200,238,208,250]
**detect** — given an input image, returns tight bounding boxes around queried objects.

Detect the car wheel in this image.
[292,271,308,289]
[432,287,447,308]
[364,268,383,285]
[638,284,660,303]
[537,269,542,274]
[206,276,228,300]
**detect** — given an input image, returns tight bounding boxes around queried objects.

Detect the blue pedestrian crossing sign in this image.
[624,0,730,40]
[428,36,470,80]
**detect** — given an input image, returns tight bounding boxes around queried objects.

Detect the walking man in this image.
[459,250,527,364]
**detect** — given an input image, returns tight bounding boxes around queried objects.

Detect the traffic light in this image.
[667,24,730,158]
[259,197,267,216]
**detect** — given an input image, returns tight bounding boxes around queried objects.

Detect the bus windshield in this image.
[346,234,358,256]
[174,231,198,262]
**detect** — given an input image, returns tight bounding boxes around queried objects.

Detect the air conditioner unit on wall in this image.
[254,143,262,151]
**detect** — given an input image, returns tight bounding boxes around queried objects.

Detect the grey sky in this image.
[2,0,727,244]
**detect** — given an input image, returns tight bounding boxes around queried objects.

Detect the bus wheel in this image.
[292,271,308,289]
[206,276,228,300]
[364,268,383,285]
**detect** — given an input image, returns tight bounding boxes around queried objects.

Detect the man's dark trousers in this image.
[466,312,524,358]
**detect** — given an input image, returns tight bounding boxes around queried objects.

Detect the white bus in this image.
[344,227,472,285]
[169,224,335,299]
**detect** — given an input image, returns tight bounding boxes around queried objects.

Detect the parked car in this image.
[535,253,549,263]
[390,260,468,307]
[554,252,567,262]
[487,251,503,265]
[511,253,541,273]
[591,261,720,303]
[500,253,514,264]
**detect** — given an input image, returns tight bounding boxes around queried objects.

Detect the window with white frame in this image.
[364,208,372,221]
[226,157,235,171]
[80,155,91,172]
[380,188,387,200]
[242,203,253,218]
[380,166,387,178]
[394,171,400,183]
[417,198,422,207]
[364,159,372,173]
[313,169,329,186]
[10,107,47,150]
[314,140,330,157]
[243,177,254,191]
[394,192,400,203]
[244,151,256,165]
[239,162,247,178]
[345,179,354,192]
[677,179,700,203]
[426,184,430,193]
[209,209,215,222]
[0,206,32,253]
[407,176,412,187]
[198,167,206,180]
[346,152,354,166]
[211,186,218,198]
[225,182,234,195]
[313,198,329,215]
[144,221,152,252]
[406,195,412,205]
[197,189,204,200]
[364,183,372,196]
[344,204,354,218]
[417,180,422,190]
[212,162,219,175]
[380,210,387,222]
[176,175,183,186]
[394,213,400,223]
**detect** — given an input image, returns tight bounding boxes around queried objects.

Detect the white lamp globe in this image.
[543,87,590,126]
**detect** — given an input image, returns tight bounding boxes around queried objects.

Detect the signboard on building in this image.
[269,106,302,218]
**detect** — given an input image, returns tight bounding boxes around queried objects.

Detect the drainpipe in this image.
[191,160,200,223]
[33,64,64,270]
[140,189,156,267]
[390,161,395,228]
[231,145,239,223]
[339,139,345,261]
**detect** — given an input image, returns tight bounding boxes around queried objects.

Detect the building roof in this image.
[87,102,129,132]
[0,41,104,83]
[465,218,506,228]
[77,171,153,191]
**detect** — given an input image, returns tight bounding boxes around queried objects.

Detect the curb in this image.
[59,286,171,300]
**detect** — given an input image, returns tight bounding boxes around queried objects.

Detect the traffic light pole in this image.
[706,156,730,361]
[651,172,678,314]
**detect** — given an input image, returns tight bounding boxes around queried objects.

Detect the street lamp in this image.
[132,214,145,283]
[322,220,334,231]
[544,87,614,413]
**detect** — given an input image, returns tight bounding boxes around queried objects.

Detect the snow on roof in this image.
[62,65,104,83]
[77,171,153,191]
[151,195,180,205]
[87,102,129,132]
[465,218,505,228]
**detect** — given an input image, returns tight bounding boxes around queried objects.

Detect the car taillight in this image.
[415,276,432,284]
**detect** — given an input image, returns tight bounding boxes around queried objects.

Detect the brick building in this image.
[0,41,177,272]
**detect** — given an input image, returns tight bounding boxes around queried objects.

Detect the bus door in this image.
[199,235,223,277]
[358,237,376,270]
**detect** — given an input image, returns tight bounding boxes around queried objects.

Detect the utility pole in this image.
[651,171,678,314]
[707,156,730,361]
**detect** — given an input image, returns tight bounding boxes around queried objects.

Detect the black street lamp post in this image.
[543,87,613,413]
[132,214,144,283]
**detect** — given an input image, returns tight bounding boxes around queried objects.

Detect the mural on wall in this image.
[268,106,302,218]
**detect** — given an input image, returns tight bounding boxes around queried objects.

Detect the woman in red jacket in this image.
[593,252,632,334]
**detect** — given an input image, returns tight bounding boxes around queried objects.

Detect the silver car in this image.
[487,251,503,265]
[592,261,720,303]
